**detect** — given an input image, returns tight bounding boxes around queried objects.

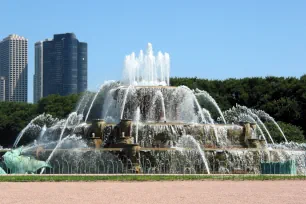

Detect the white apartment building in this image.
[0,34,28,102]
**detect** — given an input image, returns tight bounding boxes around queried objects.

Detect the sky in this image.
[1,0,306,103]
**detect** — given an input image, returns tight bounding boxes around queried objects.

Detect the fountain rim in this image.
[91,119,105,122]
[4,146,305,154]
[86,120,236,126]
[118,85,177,89]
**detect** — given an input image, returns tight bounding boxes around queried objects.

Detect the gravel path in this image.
[1,181,305,204]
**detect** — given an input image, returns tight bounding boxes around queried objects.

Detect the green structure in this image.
[261,160,296,174]
[3,147,51,174]
[0,167,6,174]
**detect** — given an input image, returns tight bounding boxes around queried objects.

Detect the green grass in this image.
[0,174,305,182]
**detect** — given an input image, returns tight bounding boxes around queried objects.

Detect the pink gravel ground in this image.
[1,181,305,204]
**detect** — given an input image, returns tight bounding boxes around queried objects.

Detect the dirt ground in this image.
[1,180,305,204]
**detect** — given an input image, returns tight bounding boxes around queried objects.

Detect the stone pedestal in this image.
[118,119,132,139]
[93,138,103,149]
[123,144,141,173]
[87,119,107,140]
[247,139,261,148]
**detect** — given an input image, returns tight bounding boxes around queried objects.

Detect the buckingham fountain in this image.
[1,43,306,175]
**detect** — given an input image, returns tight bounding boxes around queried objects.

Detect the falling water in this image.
[195,89,226,124]
[222,105,273,144]
[13,114,47,147]
[40,112,78,175]
[267,116,287,143]
[75,93,86,114]
[120,85,132,120]
[177,86,205,123]
[193,94,205,123]
[154,90,167,121]
[85,81,116,122]
[159,92,166,122]
[40,134,75,174]
[85,89,102,122]
[75,91,92,115]
[72,115,85,134]
[248,111,274,144]
[255,110,288,143]
[134,107,140,143]
[38,125,47,141]
[101,83,121,121]
[59,112,78,142]
[177,135,210,174]
[238,113,268,145]
[202,108,219,143]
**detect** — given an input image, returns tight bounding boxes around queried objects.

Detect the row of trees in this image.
[0,75,306,146]
[171,75,306,141]
[0,94,79,147]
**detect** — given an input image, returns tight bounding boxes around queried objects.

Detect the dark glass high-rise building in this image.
[33,33,87,102]
[77,42,87,93]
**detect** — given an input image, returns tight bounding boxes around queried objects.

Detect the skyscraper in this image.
[33,41,43,103]
[0,34,28,102]
[77,42,88,93]
[0,76,5,101]
[33,33,87,102]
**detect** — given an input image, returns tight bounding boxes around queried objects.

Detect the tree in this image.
[0,102,37,147]
[265,122,305,143]
[37,94,80,119]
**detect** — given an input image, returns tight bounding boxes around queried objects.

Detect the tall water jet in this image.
[13,114,47,147]
[176,135,210,174]
[195,89,226,124]
[122,43,170,86]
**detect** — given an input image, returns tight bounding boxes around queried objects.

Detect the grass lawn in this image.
[0,174,305,182]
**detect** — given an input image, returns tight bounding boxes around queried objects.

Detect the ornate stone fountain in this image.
[1,43,305,175]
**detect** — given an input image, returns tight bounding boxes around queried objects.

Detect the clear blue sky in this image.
[1,0,306,103]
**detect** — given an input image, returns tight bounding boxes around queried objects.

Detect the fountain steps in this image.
[2,147,304,153]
